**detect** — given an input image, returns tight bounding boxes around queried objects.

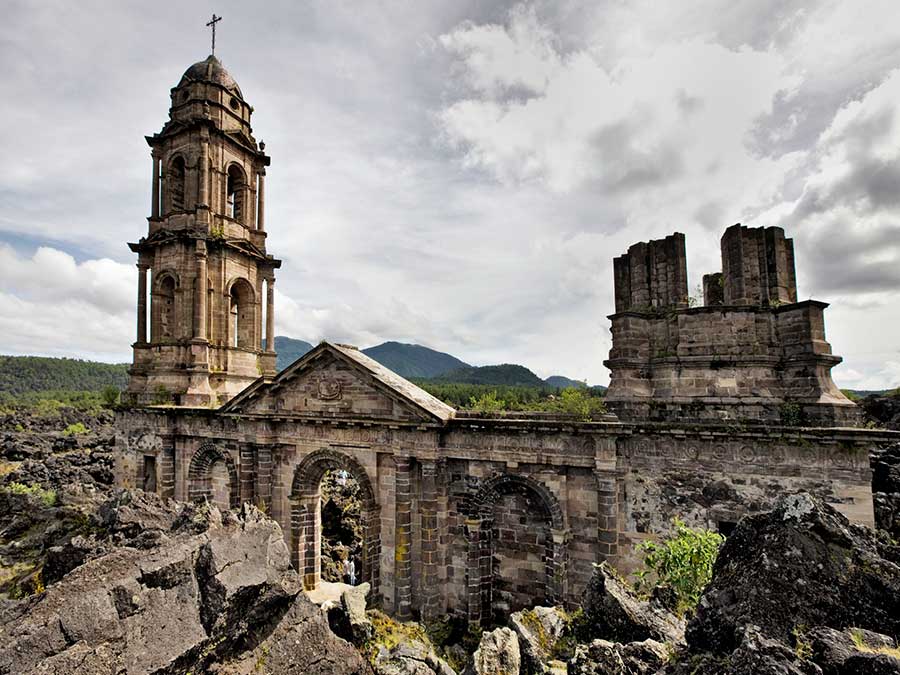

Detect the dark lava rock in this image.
[582,562,685,645]
[569,638,668,675]
[808,626,900,675]
[873,442,900,540]
[667,625,822,675]
[0,502,372,675]
[687,493,900,653]
[862,394,900,430]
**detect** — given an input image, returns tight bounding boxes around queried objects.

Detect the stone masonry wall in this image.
[115,407,891,625]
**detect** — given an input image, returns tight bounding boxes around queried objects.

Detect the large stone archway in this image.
[466,473,568,626]
[289,448,381,599]
[187,442,239,511]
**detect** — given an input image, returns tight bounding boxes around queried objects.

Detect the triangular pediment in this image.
[221,342,455,424]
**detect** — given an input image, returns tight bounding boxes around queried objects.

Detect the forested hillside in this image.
[434,363,546,387]
[0,356,128,396]
[273,336,314,371]
[362,341,469,379]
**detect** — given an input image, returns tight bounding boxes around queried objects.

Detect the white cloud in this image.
[1,1,899,389]
[0,245,135,361]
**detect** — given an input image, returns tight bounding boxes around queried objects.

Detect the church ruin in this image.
[116,53,895,626]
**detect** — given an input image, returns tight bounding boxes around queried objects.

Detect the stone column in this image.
[136,263,148,343]
[549,528,569,605]
[194,243,208,340]
[420,460,440,622]
[465,517,486,627]
[151,152,160,218]
[594,470,620,561]
[257,169,266,232]
[292,491,320,590]
[265,277,275,352]
[394,455,413,620]
[255,444,273,510]
[198,136,209,208]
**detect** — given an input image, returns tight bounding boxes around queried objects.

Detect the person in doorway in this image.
[342,556,352,585]
[348,558,357,586]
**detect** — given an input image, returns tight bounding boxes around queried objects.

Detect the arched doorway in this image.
[188,443,239,512]
[468,474,567,625]
[290,449,381,598]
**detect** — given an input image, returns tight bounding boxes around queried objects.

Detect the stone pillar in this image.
[394,456,413,620]
[136,263,148,344]
[255,444,273,510]
[420,460,440,622]
[151,152,160,218]
[257,169,266,232]
[702,272,724,306]
[265,277,275,352]
[194,243,208,340]
[549,528,569,605]
[293,492,320,590]
[612,233,688,312]
[594,469,620,562]
[239,443,256,504]
[465,517,488,627]
[198,136,209,208]
[157,434,175,500]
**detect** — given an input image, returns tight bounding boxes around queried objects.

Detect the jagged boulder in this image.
[862,394,900,430]
[0,499,371,675]
[569,638,667,675]
[466,627,521,675]
[687,493,900,654]
[367,611,455,675]
[807,626,900,675]
[342,582,374,644]
[873,442,900,540]
[510,606,568,674]
[582,562,685,645]
[665,625,821,675]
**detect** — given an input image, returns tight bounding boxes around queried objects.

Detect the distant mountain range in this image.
[361,341,469,379]
[272,336,592,388]
[0,348,892,398]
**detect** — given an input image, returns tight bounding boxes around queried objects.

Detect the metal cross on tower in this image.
[206,14,222,55]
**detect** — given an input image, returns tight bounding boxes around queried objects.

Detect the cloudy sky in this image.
[2,1,899,388]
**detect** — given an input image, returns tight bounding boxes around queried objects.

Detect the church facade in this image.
[116,54,896,626]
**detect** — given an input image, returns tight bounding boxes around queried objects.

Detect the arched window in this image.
[229,278,255,348]
[152,274,177,342]
[226,165,245,223]
[169,156,186,212]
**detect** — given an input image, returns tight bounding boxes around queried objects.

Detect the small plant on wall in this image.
[634,518,724,616]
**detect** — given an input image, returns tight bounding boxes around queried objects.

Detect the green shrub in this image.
[468,391,505,413]
[779,402,803,426]
[101,385,120,407]
[634,518,724,615]
[152,384,171,405]
[3,482,57,507]
[545,387,606,420]
[62,422,88,436]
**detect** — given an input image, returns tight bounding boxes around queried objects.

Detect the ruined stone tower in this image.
[604,224,859,425]
[125,55,281,406]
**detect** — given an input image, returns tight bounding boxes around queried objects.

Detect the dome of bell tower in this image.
[177,54,243,98]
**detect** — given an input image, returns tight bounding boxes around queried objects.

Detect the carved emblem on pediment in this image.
[315,377,343,401]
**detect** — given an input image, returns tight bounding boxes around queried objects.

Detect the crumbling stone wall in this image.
[116,406,892,627]
[605,224,859,425]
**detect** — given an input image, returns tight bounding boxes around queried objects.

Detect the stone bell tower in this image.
[126,54,281,407]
